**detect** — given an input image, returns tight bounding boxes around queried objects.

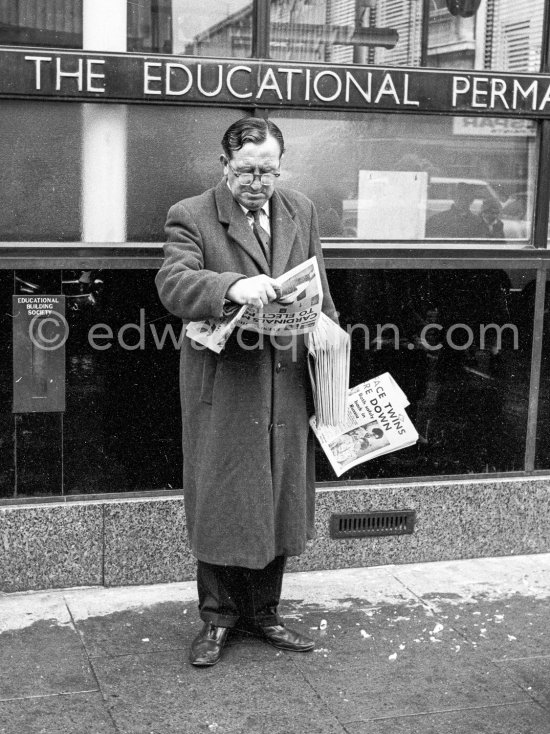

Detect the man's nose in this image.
[250,177,263,190]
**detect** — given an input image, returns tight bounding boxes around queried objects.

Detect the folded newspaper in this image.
[186,256,323,353]
[310,372,419,477]
[186,256,351,426]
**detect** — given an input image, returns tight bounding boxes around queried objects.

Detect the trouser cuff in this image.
[199,610,239,628]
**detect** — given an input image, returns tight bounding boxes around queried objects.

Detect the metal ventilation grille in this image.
[330,510,416,539]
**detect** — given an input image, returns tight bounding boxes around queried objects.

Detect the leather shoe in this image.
[256,624,315,652]
[189,622,230,666]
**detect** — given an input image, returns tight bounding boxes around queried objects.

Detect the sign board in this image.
[12,295,66,413]
[452,117,537,136]
[355,171,428,239]
[1,47,550,117]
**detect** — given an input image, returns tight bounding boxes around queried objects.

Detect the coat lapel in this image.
[214,179,270,275]
[270,189,298,279]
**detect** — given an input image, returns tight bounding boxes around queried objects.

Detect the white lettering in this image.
[313,70,342,102]
[55,57,83,91]
[452,76,470,106]
[144,61,162,95]
[256,67,283,99]
[403,73,420,106]
[539,83,550,110]
[374,73,400,104]
[345,71,371,103]
[513,79,538,110]
[226,65,252,98]
[25,55,52,90]
[471,76,489,107]
[277,67,302,100]
[489,78,509,109]
[197,63,223,97]
[165,62,193,96]
[86,59,105,93]
[305,68,311,101]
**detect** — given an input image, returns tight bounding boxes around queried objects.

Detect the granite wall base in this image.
[1,477,550,592]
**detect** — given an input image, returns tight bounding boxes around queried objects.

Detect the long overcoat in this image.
[155,178,337,569]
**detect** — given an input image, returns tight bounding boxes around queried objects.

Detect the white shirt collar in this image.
[226,180,270,217]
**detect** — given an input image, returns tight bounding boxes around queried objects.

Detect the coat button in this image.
[275,361,283,373]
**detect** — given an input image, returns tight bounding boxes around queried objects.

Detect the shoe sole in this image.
[263,639,315,652]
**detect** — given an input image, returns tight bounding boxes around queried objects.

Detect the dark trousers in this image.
[197,555,286,628]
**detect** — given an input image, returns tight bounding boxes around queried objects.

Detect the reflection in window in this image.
[271,110,535,243]
[170,1,252,57]
[269,0,406,64]
[126,106,247,241]
[0,102,81,242]
[427,0,545,72]
[318,267,535,481]
[0,0,82,48]
[127,0,173,53]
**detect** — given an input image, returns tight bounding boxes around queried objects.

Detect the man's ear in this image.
[220,154,228,167]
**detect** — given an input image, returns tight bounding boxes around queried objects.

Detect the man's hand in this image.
[226,276,281,309]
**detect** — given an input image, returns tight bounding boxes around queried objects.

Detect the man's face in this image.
[222,135,282,211]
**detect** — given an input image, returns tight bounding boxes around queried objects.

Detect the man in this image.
[426,182,487,239]
[155,117,338,667]
[479,197,505,240]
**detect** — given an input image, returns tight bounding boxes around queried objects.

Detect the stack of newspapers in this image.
[310,372,419,477]
[186,257,418,475]
[306,311,350,427]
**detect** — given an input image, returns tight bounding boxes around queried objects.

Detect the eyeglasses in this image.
[227,162,280,186]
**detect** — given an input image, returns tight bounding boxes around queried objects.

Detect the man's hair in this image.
[221,117,285,159]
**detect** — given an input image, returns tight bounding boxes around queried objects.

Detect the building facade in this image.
[1,0,550,591]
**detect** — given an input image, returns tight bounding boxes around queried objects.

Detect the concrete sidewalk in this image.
[1,554,550,734]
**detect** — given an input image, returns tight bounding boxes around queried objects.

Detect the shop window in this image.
[0,264,537,498]
[0,0,83,48]
[535,274,550,470]
[126,106,250,241]
[270,109,536,245]
[0,271,13,497]
[0,269,182,498]
[317,266,535,481]
[127,0,173,54]
[429,0,545,72]
[269,0,409,65]
[167,0,252,57]
[0,102,81,242]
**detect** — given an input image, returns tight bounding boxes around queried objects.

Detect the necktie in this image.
[248,209,271,264]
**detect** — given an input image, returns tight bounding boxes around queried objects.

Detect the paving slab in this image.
[344,701,550,734]
[495,655,550,711]
[438,595,550,662]
[0,692,116,734]
[391,555,550,605]
[72,600,190,658]
[90,645,346,734]
[0,619,98,701]
[289,603,530,723]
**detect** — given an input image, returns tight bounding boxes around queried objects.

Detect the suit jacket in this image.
[156,178,337,568]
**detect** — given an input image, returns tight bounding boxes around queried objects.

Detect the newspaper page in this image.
[185,301,247,354]
[236,256,322,334]
[185,256,323,353]
[311,372,418,477]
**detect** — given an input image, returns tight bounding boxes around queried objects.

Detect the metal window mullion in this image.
[252,0,270,59]
[533,120,550,249]
[524,265,547,471]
